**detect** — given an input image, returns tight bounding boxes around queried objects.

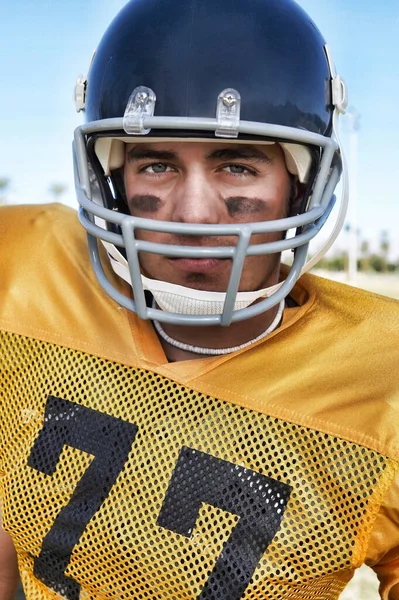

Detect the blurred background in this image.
[2,1,397,598]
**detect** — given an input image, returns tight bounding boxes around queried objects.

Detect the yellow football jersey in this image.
[1,204,399,600]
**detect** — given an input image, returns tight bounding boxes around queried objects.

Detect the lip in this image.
[169,257,228,273]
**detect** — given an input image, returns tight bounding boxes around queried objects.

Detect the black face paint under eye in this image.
[128,194,163,213]
[225,196,266,217]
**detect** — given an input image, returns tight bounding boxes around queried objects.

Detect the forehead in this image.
[125,140,285,160]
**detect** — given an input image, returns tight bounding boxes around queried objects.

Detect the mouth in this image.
[169,257,229,273]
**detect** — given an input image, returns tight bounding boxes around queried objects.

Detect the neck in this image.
[155,302,284,362]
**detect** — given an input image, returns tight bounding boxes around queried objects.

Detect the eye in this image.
[142,163,174,174]
[221,164,255,176]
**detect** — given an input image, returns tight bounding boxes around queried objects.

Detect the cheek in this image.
[123,171,156,203]
[244,176,291,222]
[123,170,134,199]
[238,254,281,291]
[264,182,291,218]
[137,249,164,278]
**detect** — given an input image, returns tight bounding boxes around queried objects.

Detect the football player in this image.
[1,0,399,599]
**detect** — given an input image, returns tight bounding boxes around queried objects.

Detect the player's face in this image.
[123,141,295,292]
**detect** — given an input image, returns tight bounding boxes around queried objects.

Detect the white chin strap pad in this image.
[140,275,282,315]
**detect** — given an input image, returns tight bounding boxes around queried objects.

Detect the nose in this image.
[170,167,222,224]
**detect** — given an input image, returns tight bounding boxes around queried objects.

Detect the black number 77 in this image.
[28,396,291,600]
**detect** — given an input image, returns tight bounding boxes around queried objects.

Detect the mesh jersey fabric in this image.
[1,204,399,600]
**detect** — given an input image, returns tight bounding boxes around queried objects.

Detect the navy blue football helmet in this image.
[73,0,348,326]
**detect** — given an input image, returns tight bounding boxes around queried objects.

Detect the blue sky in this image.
[1,0,398,256]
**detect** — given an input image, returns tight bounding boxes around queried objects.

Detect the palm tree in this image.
[379,230,390,273]
[48,183,67,202]
[359,238,370,272]
[0,178,10,206]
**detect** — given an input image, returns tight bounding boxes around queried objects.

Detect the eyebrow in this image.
[126,145,274,164]
[126,147,178,163]
[205,147,273,163]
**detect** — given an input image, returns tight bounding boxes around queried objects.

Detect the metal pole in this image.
[347,108,360,283]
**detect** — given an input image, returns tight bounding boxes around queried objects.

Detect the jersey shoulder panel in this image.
[190,274,399,458]
[0,203,149,366]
